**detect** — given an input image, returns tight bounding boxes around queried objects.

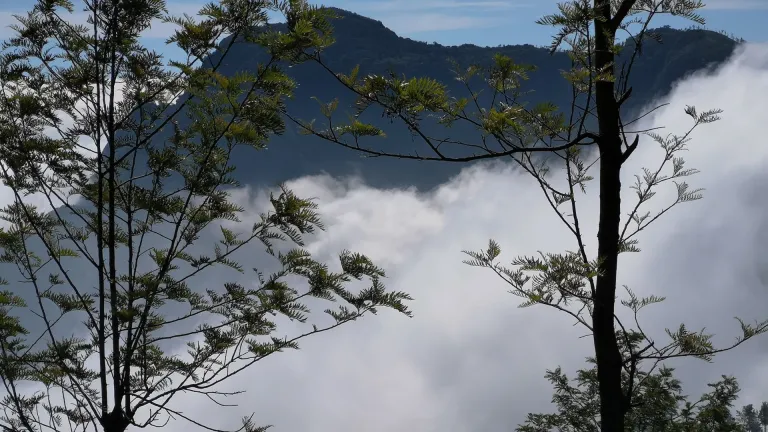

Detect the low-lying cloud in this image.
[142,41,768,432]
[2,40,768,432]
[151,42,768,431]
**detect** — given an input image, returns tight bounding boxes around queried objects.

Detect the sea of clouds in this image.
[197,42,768,431]
[3,41,768,432]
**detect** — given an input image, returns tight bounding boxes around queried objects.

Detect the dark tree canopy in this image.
[292,1,768,430]
[0,1,411,432]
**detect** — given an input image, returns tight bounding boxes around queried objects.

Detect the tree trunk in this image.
[102,408,130,432]
[593,2,627,431]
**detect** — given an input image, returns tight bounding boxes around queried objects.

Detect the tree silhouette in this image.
[0,1,411,432]
[296,0,768,429]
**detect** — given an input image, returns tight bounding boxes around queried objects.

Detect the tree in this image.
[692,378,743,432]
[517,355,745,431]
[291,0,768,430]
[516,331,687,432]
[738,404,762,432]
[760,402,768,432]
[0,1,411,432]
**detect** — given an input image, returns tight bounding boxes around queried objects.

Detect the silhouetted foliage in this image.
[185,7,740,192]
[0,1,411,432]
[293,1,768,431]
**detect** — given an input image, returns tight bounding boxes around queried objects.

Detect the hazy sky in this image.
[2,1,768,431]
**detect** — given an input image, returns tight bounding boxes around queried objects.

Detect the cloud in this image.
[187,41,768,431]
[0,1,208,41]
[3,31,768,432]
[0,77,130,224]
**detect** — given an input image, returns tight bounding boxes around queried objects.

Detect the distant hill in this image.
[202,9,740,190]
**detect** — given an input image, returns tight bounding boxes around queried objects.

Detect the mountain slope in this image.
[210,10,741,190]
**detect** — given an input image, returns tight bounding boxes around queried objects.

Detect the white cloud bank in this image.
[135,41,768,432]
[149,42,768,431]
[3,40,768,432]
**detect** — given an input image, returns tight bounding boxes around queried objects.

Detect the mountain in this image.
[207,9,741,191]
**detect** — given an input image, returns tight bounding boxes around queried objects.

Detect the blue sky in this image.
[324,0,768,46]
[1,0,768,50]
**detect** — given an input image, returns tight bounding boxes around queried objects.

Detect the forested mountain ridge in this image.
[207,9,740,190]
[0,3,760,431]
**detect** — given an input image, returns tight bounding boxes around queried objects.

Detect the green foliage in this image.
[760,402,768,431]
[737,404,762,432]
[518,360,745,432]
[0,1,411,432]
[295,49,583,162]
[296,0,768,430]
